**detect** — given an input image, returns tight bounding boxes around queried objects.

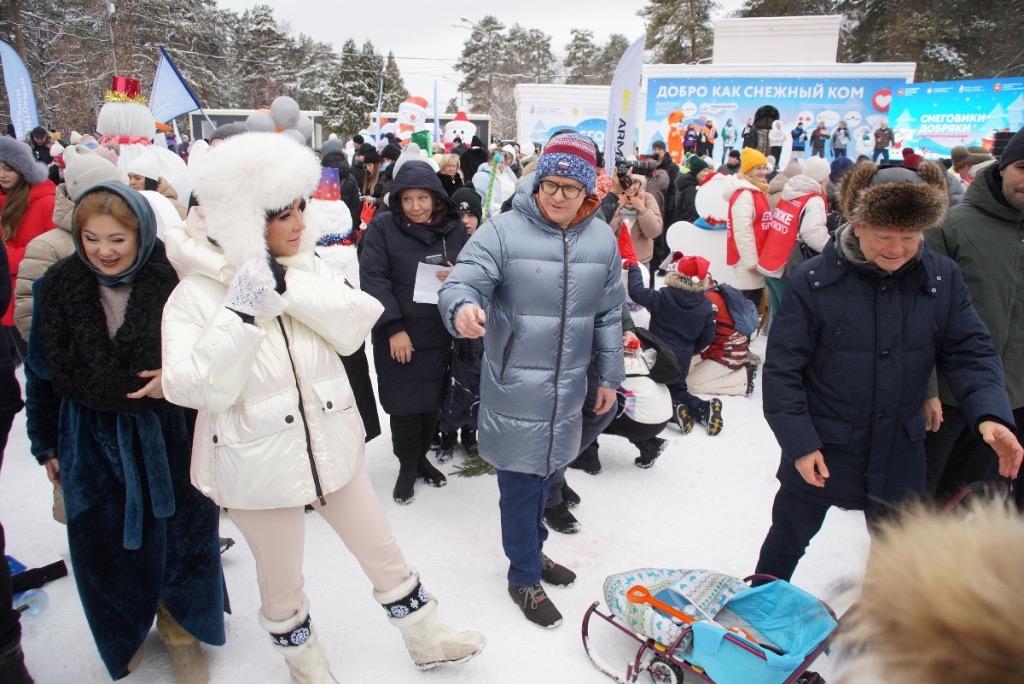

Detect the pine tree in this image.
[597,34,632,84]
[331,38,374,135]
[837,0,972,81]
[507,25,556,83]
[381,51,409,111]
[564,29,601,85]
[735,0,837,17]
[230,5,290,109]
[454,15,506,116]
[638,0,720,64]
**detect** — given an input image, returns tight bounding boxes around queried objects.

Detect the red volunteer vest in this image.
[757,192,825,274]
[726,188,771,266]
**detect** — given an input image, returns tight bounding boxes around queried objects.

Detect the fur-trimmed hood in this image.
[0,136,50,185]
[192,132,322,268]
[840,160,948,231]
[665,270,712,292]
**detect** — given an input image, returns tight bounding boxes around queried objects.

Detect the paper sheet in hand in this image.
[413,262,448,304]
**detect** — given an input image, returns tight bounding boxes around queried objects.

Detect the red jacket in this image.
[701,288,749,369]
[1,180,56,326]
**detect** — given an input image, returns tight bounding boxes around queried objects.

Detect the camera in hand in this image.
[615,158,658,189]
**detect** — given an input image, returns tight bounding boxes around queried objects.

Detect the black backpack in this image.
[630,327,682,385]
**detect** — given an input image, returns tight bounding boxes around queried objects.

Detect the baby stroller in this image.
[582,568,838,684]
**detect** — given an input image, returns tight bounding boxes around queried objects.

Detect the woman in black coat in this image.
[359,161,469,504]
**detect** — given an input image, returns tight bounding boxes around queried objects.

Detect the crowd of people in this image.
[1,105,1023,684]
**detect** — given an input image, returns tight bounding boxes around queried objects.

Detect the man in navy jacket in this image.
[754,161,1023,582]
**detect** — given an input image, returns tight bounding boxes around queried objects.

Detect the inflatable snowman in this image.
[444,110,477,151]
[95,77,193,204]
[397,96,430,145]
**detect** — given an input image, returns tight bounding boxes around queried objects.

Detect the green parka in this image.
[926,163,1024,408]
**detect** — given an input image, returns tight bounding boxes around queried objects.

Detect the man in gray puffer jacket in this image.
[438,133,625,629]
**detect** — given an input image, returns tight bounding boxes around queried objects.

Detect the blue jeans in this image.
[497,469,553,586]
[873,147,889,164]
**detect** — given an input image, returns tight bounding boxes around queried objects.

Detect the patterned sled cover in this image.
[603,568,837,684]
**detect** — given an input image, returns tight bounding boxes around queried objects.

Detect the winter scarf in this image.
[35,241,179,413]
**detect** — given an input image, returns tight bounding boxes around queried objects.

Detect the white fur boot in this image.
[258,595,339,684]
[374,572,486,670]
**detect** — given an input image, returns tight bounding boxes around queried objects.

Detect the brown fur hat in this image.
[840,160,948,231]
[837,500,1024,682]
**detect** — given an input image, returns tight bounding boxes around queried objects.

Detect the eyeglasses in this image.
[538,179,584,199]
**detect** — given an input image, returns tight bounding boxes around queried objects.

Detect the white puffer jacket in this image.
[161,214,384,509]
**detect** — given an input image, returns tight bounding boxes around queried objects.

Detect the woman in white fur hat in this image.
[160,132,484,682]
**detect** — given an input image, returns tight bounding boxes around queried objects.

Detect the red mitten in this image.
[623,258,639,270]
[617,222,639,263]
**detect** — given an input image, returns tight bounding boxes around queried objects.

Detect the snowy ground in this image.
[3,335,871,683]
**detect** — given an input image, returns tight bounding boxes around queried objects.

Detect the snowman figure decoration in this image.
[443,111,477,151]
[396,96,430,145]
[95,76,192,203]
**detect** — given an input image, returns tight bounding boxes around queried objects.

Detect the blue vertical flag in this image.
[433,80,440,146]
[376,75,384,143]
[0,40,39,140]
[149,45,203,123]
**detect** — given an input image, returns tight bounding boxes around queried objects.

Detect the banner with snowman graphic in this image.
[889,78,1024,156]
[644,76,901,164]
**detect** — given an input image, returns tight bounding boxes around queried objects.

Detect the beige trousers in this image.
[229,467,411,621]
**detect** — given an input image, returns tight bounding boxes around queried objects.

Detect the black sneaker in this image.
[562,481,581,508]
[633,436,668,469]
[219,537,235,554]
[541,553,577,587]
[435,431,457,463]
[706,398,724,436]
[568,441,602,475]
[417,453,448,488]
[745,363,758,398]
[543,501,581,534]
[508,583,562,628]
[673,405,695,434]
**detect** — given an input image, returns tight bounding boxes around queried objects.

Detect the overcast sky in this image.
[215,1,744,108]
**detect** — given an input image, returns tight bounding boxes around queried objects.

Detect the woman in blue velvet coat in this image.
[24,182,224,681]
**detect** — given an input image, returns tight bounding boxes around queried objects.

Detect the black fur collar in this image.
[35,242,179,413]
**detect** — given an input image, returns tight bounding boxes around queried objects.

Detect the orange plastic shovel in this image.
[626,585,758,645]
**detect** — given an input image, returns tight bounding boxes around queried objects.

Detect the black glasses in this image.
[538,179,584,199]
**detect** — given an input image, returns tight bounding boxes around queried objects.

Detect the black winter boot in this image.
[744,362,758,398]
[394,451,420,504]
[633,436,668,469]
[694,398,724,436]
[418,453,448,488]
[568,440,602,475]
[0,637,33,684]
[561,480,581,508]
[435,431,457,463]
[543,501,580,534]
[460,429,478,458]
